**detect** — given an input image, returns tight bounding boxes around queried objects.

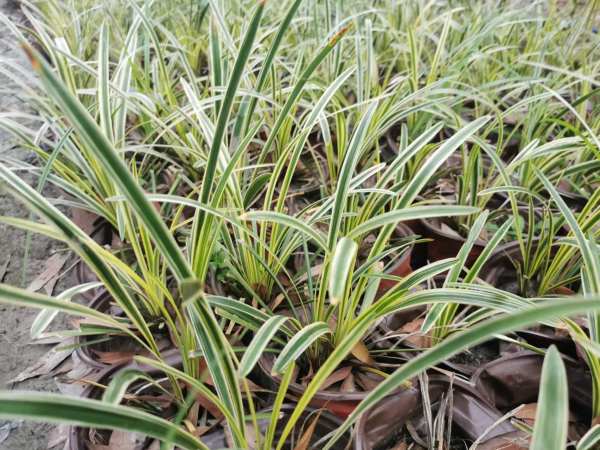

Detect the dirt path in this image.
[0,1,70,448]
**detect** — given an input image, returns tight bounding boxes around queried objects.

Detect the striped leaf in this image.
[239,315,288,376]
[241,211,328,251]
[0,392,206,450]
[24,46,193,282]
[272,322,331,375]
[577,425,600,450]
[349,205,479,239]
[329,237,358,305]
[531,346,569,450]
[398,116,490,209]
[190,0,266,276]
[183,281,245,447]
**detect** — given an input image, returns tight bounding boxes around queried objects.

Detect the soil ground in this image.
[0,1,70,448]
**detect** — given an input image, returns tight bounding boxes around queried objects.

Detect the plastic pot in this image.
[354,374,518,450]
[420,216,485,264]
[74,290,173,369]
[68,354,184,450]
[257,352,392,419]
[376,222,416,295]
[73,217,117,301]
[201,404,351,450]
[473,351,592,419]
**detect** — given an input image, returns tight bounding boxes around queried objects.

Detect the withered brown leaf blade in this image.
[320,365,352,391]
[0,254,10,283]
[351,340,374,365]
[293,410,322,450]
[26,253,68,293]
[107,430,144,450]
[10,338,74,383]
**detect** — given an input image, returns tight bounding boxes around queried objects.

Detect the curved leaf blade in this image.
[531,345,569,450]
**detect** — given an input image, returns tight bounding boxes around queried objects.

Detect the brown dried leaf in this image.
[355,371,384,391]
[107,430,142,450]
[186,400,200,429]
[93,350,136,365]
[551,286,575,296]
[195,392,224,420]
[293,411,322,450]
[340,371,357,393]
[351,341,374,366]
[0,254,10,282]
[400,318,431,348]
[514,403,537,424]
[26,253,68,293]
[71,208,98,235]
[320,366,352,391]
[10,338,74,383]
[476,431,530,450]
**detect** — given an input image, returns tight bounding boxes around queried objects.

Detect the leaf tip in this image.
[22,44,40,71]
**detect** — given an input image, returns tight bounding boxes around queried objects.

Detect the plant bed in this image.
[0,1,599,450]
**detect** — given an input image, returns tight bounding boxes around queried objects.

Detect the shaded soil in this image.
[0,1,69,448]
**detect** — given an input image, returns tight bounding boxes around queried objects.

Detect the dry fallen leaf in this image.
[93,350,136,366]
[26,253,68,294]
[476,431,530,450]
[351,340,374,366]
[320,366,353,391]
[514,403,537,425]
[391,441,407,450]
[340,371,357,393]
[71,208,98,235]
[293,411,322,450]
[355,370,384,391]
[0,254,10,283]
[400,318,431,348]
[10,338,74,383]
[47,424,68,449]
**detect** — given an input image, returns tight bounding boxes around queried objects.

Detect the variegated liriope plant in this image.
[0,1,598,450]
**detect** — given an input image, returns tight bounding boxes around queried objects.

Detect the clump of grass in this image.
[0,1,598,449]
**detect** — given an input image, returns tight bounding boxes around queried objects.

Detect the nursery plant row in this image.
[0,0,599,449]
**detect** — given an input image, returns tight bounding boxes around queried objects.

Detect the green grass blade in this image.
[102,369,156,405]
[24,47,193,281]
[272,322,331,375]
[577,425,600,450]
[182,281,245,446]
[530,346,569,450]
[241,210,328,251]
[329,237,358,305]
[239,315,288,377]
[191,1,266,274]
[242,0,304,134]
[0,283,127,336]
[398,116,490,209]
[31,282,102,339]
[349,206,478,239]
[422,211,489,333]
[0,392,206,450]
[328,101,379,249]
[133,356,244,444]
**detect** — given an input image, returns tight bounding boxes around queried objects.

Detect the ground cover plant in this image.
[0,0,599,448]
